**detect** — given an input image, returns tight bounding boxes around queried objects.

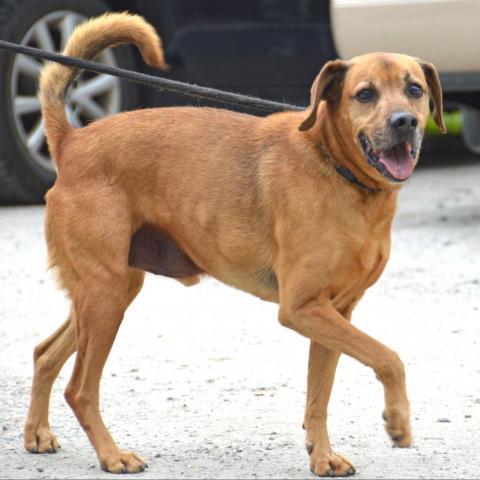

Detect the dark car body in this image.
[109,0,480,111]
[113,0,335,111]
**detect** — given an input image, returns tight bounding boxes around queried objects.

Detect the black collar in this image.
[334,164,380,194]
[317,143,380,194]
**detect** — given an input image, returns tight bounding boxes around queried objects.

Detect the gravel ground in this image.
[1,156,479,479]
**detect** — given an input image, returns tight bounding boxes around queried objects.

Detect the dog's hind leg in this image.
[24,311,76,454]
[64,268,146,473]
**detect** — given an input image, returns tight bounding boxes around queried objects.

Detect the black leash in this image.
[0,39,303,114]
[0,38,377,193]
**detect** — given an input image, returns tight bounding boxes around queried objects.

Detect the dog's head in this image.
[299,52,446,184]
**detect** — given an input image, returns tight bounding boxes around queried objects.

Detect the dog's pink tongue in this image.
[378,143,415,181]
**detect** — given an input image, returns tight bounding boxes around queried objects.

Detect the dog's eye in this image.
[407,83,423,98]
[356,89,375,102]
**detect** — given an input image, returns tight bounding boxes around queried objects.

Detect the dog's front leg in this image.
[305,341,355,476]
[279,297,412,474]
[303,303,358,476]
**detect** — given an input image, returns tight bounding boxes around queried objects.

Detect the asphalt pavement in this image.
[1,147,479,479]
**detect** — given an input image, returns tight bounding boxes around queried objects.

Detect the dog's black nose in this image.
[390,112,418,131]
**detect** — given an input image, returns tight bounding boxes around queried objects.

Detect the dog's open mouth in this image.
[360,135,417,182]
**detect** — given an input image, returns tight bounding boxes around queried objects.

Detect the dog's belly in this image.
[128,224,279,301]
[128,224,202,278]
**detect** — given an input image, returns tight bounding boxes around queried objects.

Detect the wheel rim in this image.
[10,10,121,173]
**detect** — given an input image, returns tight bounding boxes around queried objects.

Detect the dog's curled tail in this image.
[39,12,167,161]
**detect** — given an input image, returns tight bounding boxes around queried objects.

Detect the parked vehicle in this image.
[0,0,478,203]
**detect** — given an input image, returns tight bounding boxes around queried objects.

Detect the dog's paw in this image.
[100,451,148,474]
[24,424,60,453]
[382,406,412,447]
[307,443,355,477]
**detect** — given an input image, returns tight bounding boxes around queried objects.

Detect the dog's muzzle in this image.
[359,113,422,182]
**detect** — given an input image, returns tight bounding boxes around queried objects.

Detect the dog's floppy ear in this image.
[299,60,350,132]
[417,59,447,133]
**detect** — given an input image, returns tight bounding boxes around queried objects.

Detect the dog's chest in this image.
[330,223,390,304]
[357,241,388,287]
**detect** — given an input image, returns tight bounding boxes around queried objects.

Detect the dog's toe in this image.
[100,451,148,474]
[24,425,61,454]
[383,406,412,447]
[308,447,355,477]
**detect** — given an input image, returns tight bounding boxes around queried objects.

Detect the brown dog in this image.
[24,12,446,476]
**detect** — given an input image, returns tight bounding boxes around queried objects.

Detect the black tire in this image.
[0,0,141,204]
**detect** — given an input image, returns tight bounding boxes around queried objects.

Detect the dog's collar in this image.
[334,164,380,194]
[318,143,380,194]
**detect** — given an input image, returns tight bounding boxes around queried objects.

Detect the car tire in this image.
[0,0,140,204]
[461,107,480,155]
